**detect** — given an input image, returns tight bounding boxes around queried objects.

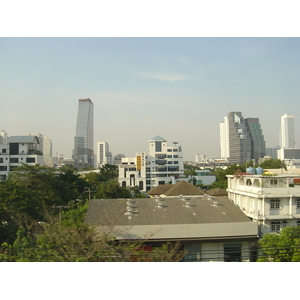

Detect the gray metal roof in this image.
[85,196,252,227]
[149,135,166,141]
[8,136,39,144]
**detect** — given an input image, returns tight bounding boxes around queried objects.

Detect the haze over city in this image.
[1,37,299,161]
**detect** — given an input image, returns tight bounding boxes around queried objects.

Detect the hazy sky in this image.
[1,37,299,161]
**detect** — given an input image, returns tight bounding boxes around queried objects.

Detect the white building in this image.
[227,173,300,237]
[118,136,184,192]
[277,148,300,160]
[0,135,43,180]
[43,135,54,167]
[220,116,230,159]
[96,141,113,168]
[119,152,147,191]
[195,154,207,163]
[280,114,295,149]
[24,133,44,153]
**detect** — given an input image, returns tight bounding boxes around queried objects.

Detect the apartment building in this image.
[227,172,300,237]
[0,134,43,180]
[118,136,184,192]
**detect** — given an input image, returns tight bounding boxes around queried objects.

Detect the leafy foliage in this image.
[258,226,300,262]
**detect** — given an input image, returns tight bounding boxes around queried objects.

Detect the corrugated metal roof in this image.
[85,196,252,227]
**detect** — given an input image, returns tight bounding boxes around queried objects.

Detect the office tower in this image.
[220,116,230,159]
[96,141,113,167]
[73,98,94,166]
[280,114,295,149]
[227,112,252,164]
[245,118,266,162]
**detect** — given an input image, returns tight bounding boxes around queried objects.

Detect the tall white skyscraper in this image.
[220,116,230,159]
[73,98,94,166]
[280,114,295,149]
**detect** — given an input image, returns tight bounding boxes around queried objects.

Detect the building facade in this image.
[118,136,184,192]
[0,135,43,180]
[245,117,266,163]
[73,98,94,167]
[227,173,300,237]
[96,141,113,168]
[280,113,295,149]
[220,112,266,165]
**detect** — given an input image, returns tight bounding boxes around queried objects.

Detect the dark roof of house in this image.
[164,180,205,196]
[206,188,228,196]
[147,184,173,196]
[147,180,205,196]
[84,196,252,227]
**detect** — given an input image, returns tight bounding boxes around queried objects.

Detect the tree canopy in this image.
[258,226,300,262]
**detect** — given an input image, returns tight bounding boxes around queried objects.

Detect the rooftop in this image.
[8,136,39,144]
[85,196,257,241]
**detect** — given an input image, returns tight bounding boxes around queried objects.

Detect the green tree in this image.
[95,180,131,199]
[260,159,283,169]
[258,226,300,262]
[99,164,118,181]
[0,206,185,262]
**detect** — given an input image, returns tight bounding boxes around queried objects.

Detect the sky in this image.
[1,37,300,161]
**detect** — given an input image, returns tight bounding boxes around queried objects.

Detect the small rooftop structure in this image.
[147,180,205,198]
[206,188,228,197]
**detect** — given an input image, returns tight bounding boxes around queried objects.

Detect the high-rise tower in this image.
[220,116,230,159]
[280,114,295,149]
[220,112,266,164]
[73,98,94,167]
[245,118,266,163]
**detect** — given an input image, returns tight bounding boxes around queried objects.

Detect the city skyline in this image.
[1,38,300,161]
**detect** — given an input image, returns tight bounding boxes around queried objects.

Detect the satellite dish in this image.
[173,141,178,145]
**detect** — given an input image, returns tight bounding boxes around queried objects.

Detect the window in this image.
[2,149,6,154]
[246,179,252,186]
[271,222,281,232]
[167,149,172,152]
[173,149,178,152]
[167,161,172,164]
[224,244,242,262]
[173,155,178,158]
[155,141,162,152]
[26,158,35,163]
[270,199,280,209]
[139,181,143,190]
[173,161,179,164]
[0,158,3,163]
[297,199,300,208]
[282,221,287,228]
[10,158,19,163]
[297,221,300,227]
[0,166,7,171]
[167,155,172,158]
[270,179,278,185]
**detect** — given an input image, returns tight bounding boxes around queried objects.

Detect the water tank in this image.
[256,167,264,174]
[246,167,255,174]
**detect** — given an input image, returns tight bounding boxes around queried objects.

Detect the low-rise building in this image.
[0,135,43,180]
[84,196,259,262]
[227,172,300,237]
